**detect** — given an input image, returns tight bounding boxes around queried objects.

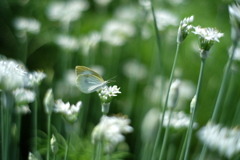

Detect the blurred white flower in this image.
[25,71,46,87]
[102,19,136,46]
[44,88,54,114]
[168,79,180,108]
[13,17,41,34]
[139,0,151,10]
[198,123,240,158]
[92,115,133,153]
[228,3,240,41]
[55,70,81,99]
[28,152,38,160]
[229,44,240,61]
[80,31,101,55]
[13,88,35,105]
[94,0,112,7]
[50,134,58,154]
[160,110,198,129]
[54,99,82,123]
[55,34,79,51]
[168,0,185,5]
[0,59,27,91]
[150,9,179,31]
[141,108,160,142]
[123,59,147,80]
[46,0,89,23]
[114,5,139,23]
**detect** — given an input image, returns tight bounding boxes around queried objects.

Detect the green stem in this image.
[33,87,39,153]
[182,59,206,160]
[64,134,71,160]
[159,108,173,160]
[1,92,5,160]
[96,141,102,160]
[152,43,180,160]
[199,39,239,160]
[47,114,51,160]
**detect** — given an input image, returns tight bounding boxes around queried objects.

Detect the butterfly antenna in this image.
[107,76,117,83]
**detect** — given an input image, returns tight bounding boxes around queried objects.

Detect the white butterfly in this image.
[75,66,108,94]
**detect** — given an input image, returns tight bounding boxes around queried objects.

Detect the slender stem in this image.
[199,40,239,160]
[159,108,173,160]
[33,86,39,153]
[182,59,206,160]
[96,141,102,160]
[64,134,71,160]
[1,92,5,160]
[47,114,51,160]
[211,41,238,122]
[152,43,181,160]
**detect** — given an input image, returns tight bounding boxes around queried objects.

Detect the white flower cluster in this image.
[98,85,121,103]
[228,3,240,41]
[192,26,224,58]
[0,56,46,91]
[13,17,41,34]
[193,26,224,43]
[26,71,46,87]
[13,88,36,114]
[198,123,240,158]
[161,110,198,129]
[177,15,194,43]
[55,35,79,51]
[92,115,133,153]
[46,0,89,23]
[80,31,101,55]
[152,9,179,31]
[54,99,82,123]
[123,59,147,81]
[0,59,26,91]
[101,19,136,46]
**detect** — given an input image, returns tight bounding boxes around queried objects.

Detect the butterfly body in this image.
[75,66,107,93]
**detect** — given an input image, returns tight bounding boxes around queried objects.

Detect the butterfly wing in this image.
[75,66,102,78]
[76,74,107,93]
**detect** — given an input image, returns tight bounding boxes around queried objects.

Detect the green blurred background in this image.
[1,0,240,159]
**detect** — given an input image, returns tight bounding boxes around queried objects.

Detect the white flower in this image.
[228,3,240,41]
[46,0,89,23]
[177,15,194,43]
[0,58,27,91]
[192,26,224,43]
[28,152,38,160]
[98,85,121,103]
[229,45,240,61]
[80,31,101,55]
[55,34,79,51]
[54,99,82,123]
[13,88,35,105]
[151,9,179,31]
[92,115,133,153]
[44,89,54,114]
[168,79,180,108]
[14,17,41,34]
[198,123,240,158]
[102,19,136,46]
[192,26,224,58]
[50,134,58,154]
[160,110,198,129]
[123,59,147,80]
[26,71,46,87]
[94,0,112,7]
[114,5,139,23]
